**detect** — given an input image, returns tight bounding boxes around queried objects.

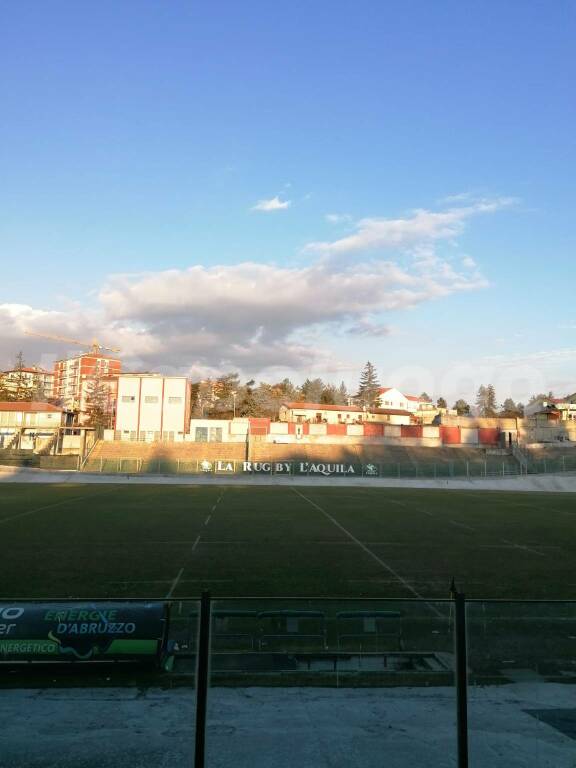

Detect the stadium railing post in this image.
[195,590,212,768]
[451,581,469,768]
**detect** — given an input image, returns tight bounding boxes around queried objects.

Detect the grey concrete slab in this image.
[0,684,575,767]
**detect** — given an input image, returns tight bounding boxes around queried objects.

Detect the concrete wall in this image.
[104,414,514,449]
[519,423,576,444]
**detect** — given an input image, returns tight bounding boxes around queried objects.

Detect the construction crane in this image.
[24,331,121,355]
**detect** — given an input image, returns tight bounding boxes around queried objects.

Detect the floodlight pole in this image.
[194,590,212,768]
[451,579,469,768]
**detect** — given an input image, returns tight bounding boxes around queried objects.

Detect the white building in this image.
[278,402,413,425]
[114,374,191,441]
[0,402,64,449]
[377,388,422,412]
[53,353,121,415]
[1,367,54,399]
[377,388,455,423]
[525,395,576,422]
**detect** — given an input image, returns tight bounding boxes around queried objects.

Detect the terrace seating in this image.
[86,440,246,471]
[524,444,576,473]
[85,438,522,477]
[250,442,521,476]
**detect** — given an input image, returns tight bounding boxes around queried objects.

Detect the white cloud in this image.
[306,198,515,255]
[325,213,352,224]
[461,255,477,269]
[346,319,391,337]
[0,252,487,376]
[0,197,512,379]
[251,196,291,212]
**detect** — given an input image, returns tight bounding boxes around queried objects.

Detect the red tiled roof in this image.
[378,387,423,402]
[0,402,63,413]
[3,368,53,375]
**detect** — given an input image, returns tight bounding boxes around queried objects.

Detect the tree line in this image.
[0,352,552,424]
[191,362,531,420]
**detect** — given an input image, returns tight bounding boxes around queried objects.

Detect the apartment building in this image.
[1,367,54,398]
[52,353,121,415]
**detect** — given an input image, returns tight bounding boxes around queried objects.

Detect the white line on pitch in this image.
[165,568,184,598]
[0,490,114,527]
[204,515,212,526]
[501,539,547,557]
[166,534,203,598]
[111,579,174,585]
[211,490,225,512]
[292,488,443,616]
[389,498,436,518]
[449,520,476,532]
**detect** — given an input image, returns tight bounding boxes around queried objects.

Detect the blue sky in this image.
[1,1,574,402]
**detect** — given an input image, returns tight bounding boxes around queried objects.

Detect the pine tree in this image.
[476,384,497,417]
[356,362,380,408]
[84,373,112,429]
[336,381,349,405]
[486,384,497,416]
[239,380,259,416]
[320,384,337,405]
[300,378,324,403]
[436,397,448,409]
[500,398,523,417]
[475,385,487,415]
[31,377,47,403]
[12,351,32,402]
[453,399,471,416]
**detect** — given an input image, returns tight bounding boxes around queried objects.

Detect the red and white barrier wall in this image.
[259,420,503,447]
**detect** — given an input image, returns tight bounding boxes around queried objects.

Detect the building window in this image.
[122,396,135,403]
[144,396,159,404]
[209,427,223,442]
[195,427,208,442]
[168,396,182,404]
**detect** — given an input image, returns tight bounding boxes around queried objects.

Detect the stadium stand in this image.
[85,440,246,472]
[524,444,576,473]
[250,442,520,477]
[82,438,523,476]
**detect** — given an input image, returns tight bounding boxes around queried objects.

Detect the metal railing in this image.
[80,454,576,478]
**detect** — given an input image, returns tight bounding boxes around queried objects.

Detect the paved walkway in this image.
[0,683,574,767]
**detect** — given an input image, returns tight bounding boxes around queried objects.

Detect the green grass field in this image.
[0,483,574,600]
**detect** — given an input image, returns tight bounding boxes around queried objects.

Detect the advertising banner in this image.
[0,602,165,663]
[198,460,382,477]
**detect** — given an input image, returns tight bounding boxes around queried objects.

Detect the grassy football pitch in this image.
[0,482,574,600]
